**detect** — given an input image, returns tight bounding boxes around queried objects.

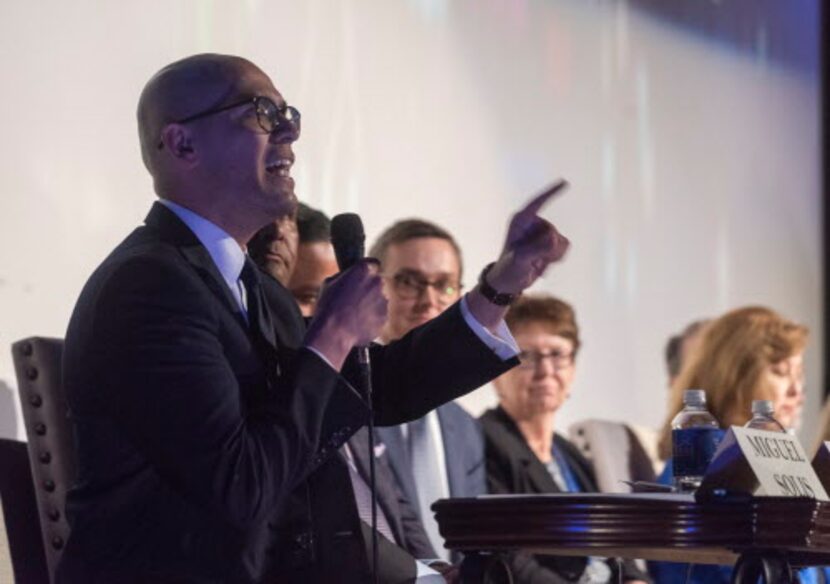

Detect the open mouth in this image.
[266,157,293,177]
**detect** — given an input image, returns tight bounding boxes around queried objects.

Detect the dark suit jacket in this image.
[347,427,437,559]
[480,407,651,584]
[59,202,513,583]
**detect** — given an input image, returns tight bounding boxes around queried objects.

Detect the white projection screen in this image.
[0,1,822,449]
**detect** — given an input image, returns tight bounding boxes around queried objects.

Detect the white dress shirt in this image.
[159,199,249,314]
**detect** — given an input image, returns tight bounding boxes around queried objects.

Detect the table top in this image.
[433,493,830,566]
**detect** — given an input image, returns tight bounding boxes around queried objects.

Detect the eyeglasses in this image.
[389,271,461,302]
[157,96,300,149]
[516,349,574,370]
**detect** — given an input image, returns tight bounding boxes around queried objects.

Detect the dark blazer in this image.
[59,203,514,583]
[347,427,437,559]
[480,407,650,584]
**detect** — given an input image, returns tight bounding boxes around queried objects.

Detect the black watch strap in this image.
[477,262,517,306]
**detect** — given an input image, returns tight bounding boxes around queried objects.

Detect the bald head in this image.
[135,53,299,244]
[137,53,265,179]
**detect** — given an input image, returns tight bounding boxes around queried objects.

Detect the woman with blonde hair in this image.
[652,305,812,583]
[657,305,807,460]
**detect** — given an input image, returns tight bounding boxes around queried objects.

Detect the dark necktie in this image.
[240,259,276,343]
[239,258,280,386]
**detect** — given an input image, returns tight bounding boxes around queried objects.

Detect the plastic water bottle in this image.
[743,400,786,433]
[671,389,722,492]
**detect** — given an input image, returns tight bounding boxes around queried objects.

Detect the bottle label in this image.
[673,428,725,478]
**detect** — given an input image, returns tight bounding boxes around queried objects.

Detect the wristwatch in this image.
[477,262,517,306]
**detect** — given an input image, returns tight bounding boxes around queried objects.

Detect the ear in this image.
[159,123,197,162]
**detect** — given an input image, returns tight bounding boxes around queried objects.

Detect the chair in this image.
[568,419,658,493]
[11,338,74,583]
[813,397,830,456]
[0,438,49,583]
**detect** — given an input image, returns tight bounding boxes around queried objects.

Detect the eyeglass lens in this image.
[256,97,300,135]
[518,350,573,369]
[393,273,459,300]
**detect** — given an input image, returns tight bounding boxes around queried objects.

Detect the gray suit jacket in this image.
[376,401,486,561]
[347,427,437,559]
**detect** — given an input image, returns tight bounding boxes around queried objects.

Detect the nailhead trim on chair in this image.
[12,337,74,584]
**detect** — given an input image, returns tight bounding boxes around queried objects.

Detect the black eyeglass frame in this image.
[157,96,300,149]
[516,349,575,370]
[388,272,463,301]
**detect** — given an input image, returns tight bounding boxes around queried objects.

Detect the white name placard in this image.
[698,427,828,500]
[733,427,827,499]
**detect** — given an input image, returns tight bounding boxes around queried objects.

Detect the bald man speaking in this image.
[59,54,569,583]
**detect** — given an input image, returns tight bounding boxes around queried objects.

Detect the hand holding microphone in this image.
[303,213,387,371]
[325,214,383,584]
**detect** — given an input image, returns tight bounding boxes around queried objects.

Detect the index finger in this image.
[520,179,569,217]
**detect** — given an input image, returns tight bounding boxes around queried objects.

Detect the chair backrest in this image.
[11,338,74,583]
[813,397,830,455]
[0,438,49,583]
[568,419,658,493]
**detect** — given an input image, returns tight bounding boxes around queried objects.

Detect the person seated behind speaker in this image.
[247,206,299,287]
[287,203,340,317]
[481,294,650,584]
[664,319,709,389]
[371,219,488,563]
[250,205,442,568]
[247,202,338,326]
[652,305,824,584]
[247,207,307,343]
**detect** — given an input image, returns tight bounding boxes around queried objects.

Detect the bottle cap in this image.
[683,389,706,406]
[751,400,774,416]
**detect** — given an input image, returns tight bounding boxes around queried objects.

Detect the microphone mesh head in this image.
[330,213,365,270]
[331,213,365,245]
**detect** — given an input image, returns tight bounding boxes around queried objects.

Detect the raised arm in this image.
[466,180,570,331]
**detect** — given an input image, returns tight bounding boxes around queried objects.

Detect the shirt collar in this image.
[159,199,247,289]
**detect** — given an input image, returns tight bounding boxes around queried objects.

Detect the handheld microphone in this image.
[330,213,366,272]
[330,213,370,368]
[330,212,378,584]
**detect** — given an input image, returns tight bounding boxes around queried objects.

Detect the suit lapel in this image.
[145,203,246,326]
[376,426,419,517]
[347,429,405,546]
[492,407,561,494]
[553,436,594,492]
[240,258,279,354]
[523,452,561,493]
[348,428,373,483]
[258,269,305,350]
[145,202,282,368]
[182,244,247,326]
